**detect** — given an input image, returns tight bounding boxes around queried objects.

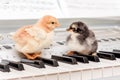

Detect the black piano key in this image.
[2,60,24,71]
[102,39,109,41]
[113,49,120,52]
[3,45,12,49]
[97,40,101,42]
[116,37,120,40]
[63,54,89,63]
[36,57,59,67]
[0,63,10,72]
[44,48,50,49]
[109,38,116,41]
[99,51,120,58]
[51,55,77,64]
[74,52,100,62]
[21,59,45,68]
[56,42,64,45]
[97,52,116,60]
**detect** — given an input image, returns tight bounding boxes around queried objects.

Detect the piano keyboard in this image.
[1,53,120,80]
[0,26,120,80]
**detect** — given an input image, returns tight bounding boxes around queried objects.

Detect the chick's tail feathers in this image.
[12,25,32,43]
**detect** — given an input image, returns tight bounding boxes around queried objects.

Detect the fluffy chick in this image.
[66,21,98,56]
[12,15,60,59]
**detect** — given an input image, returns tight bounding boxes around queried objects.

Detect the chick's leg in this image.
[23,53,36,60]
[23,52,41,60]
[91,52,97,56]
[33,52,41,58]
[67,51,75,56]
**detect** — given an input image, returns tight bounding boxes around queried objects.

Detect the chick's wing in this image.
[25,26,46,41]
[12,26,32,43]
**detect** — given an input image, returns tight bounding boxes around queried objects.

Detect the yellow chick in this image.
[12,15,60,60]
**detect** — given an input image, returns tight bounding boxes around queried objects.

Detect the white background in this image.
[0,0,120,19]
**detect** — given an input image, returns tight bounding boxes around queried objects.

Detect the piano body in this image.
[0,18,120,80]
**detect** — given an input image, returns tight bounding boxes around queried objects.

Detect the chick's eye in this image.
[77,28,82,32]
[51,22,55,24]
[70,27,73,29]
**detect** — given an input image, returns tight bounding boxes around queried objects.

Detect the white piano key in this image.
[0,70,21,80]
[58,72,70,80]
[93,62,112,78]
[57,62,80,80]
[46,74,58,80]
[113,65,120,76]
[102,66,113,77]
[58,62,91,71]
[99,58,120,77]
[85,59,113,79]
[20,77,34,80]
[26,65,57,80]
[58,59,113,80]
[63,63,92,80]
[33,75,46,80]
[58,62,93,80]
[81,69,92,80]
[100,58,120,76]
[91,68,102,79]
[30,63,71,80]
[70,71,81,80]
[45,64,70,80]
[100,58,120,77]
[15,64,43,79]
[78,62,103,80]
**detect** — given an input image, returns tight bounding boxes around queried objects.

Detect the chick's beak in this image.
[56,23,60,27]
[66,28,71,31]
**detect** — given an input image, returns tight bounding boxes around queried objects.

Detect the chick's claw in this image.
[33,52,41,58]
[67,51,75,56]
[91,52,97,56]
[23,53,35,60]
[24,52,41,60]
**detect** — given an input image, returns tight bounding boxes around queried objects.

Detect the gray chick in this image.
[66,21,98,56]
